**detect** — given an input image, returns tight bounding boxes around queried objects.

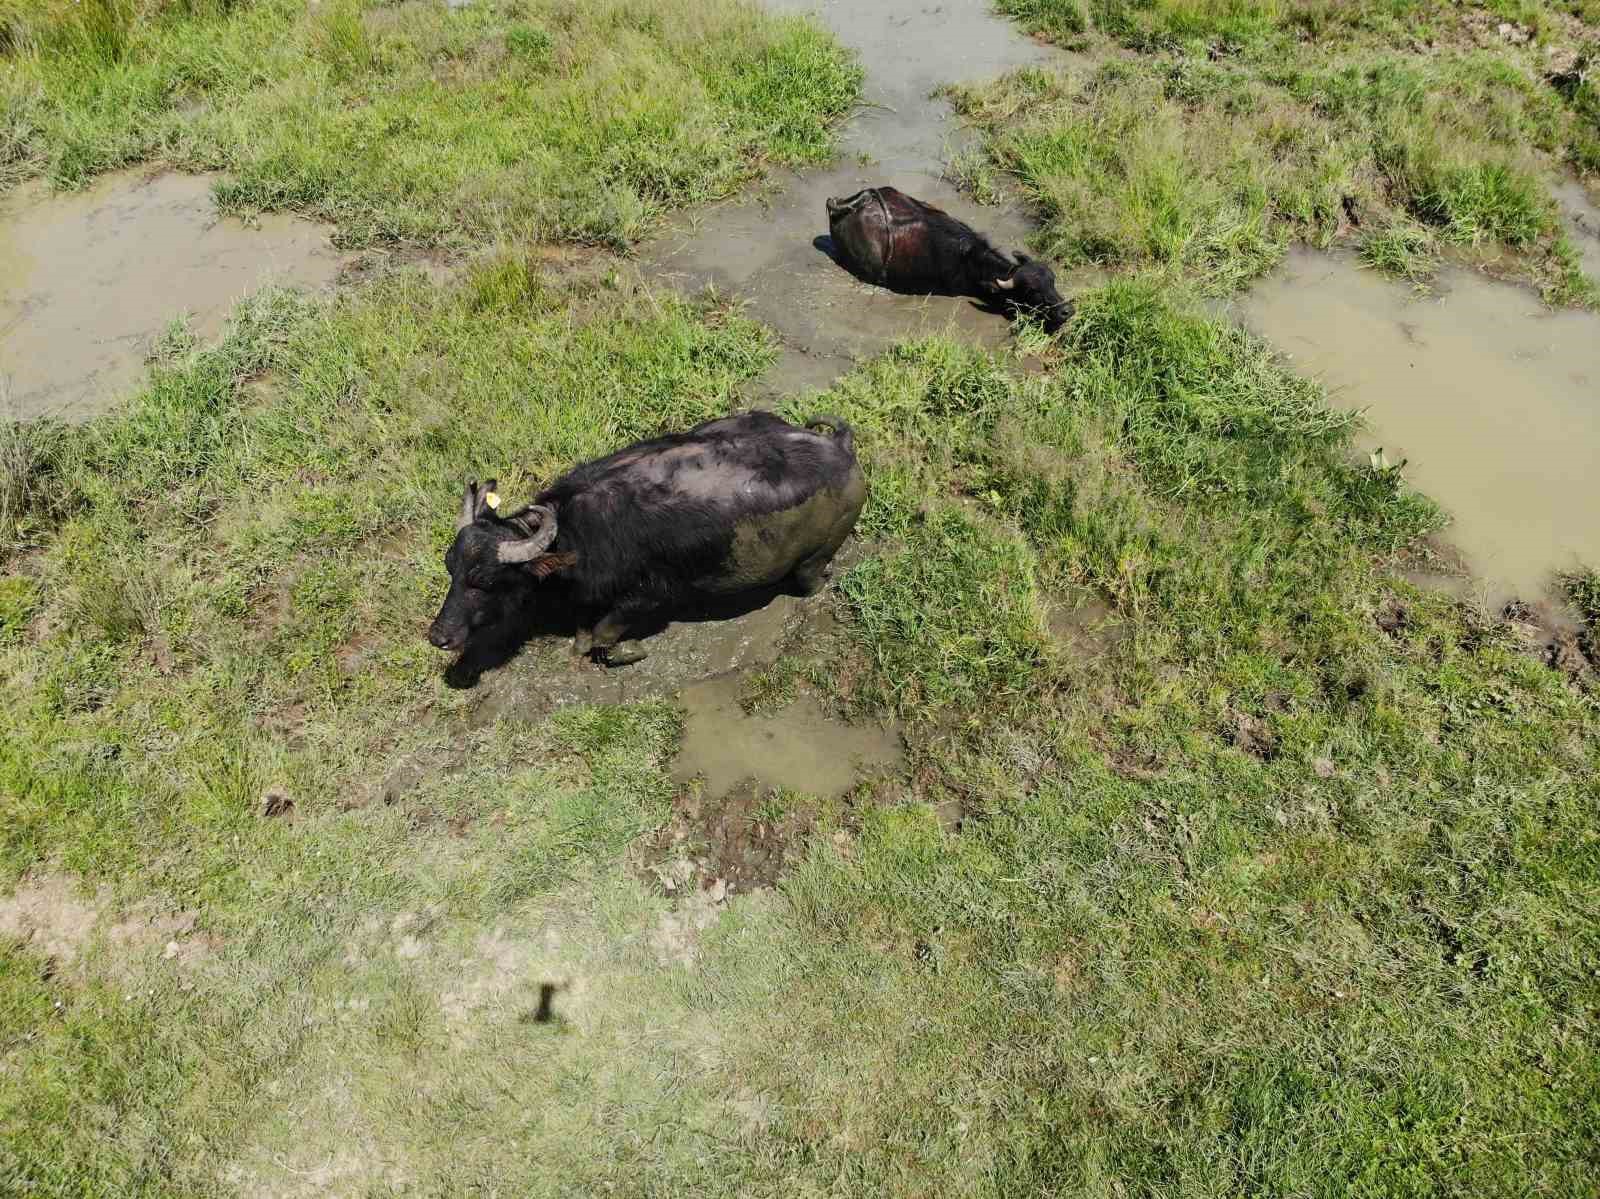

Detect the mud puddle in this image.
[1235,247,1600,607]
[672,673,903,798]
[463,581,838,723]
[642,0,1061,389]
[1,170,346,420]
[635,675,902,894]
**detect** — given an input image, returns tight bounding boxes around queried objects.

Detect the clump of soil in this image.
[1226,709,1279,761]
[640,779,817,897]
[260,787,295,819]
[1500,598,1597,684]
[1376,597,1410,637]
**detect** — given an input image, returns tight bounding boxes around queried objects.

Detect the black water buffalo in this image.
[428,411,866,666]
[825,186,1071,331]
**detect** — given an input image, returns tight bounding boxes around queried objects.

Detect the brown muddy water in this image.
[673,673,903,798]
[642,0,1063,392]
[1235,246,1600,607]
[0,170,344,420]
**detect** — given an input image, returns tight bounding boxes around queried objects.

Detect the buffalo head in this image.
[428,480,559,652]
[983,252,1072,331]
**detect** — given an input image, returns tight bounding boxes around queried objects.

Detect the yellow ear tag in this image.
[484,491,501,511]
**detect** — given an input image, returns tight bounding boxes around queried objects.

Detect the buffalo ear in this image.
[1013,251,1033,266]
[496,504,559,564]
[457,479,501,531]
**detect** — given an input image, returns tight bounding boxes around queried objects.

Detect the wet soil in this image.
[672,673,903,799]
[458,581,834,722]
[635,679,901,895]
[1235,246,1600,609]
[0,170,346,420]
[641,0,1065,392]
[1048,593,1122,661]
[1554,180,1600,281]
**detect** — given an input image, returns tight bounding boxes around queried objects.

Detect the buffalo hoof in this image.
[600,641,648,667]
[572,629,594,655]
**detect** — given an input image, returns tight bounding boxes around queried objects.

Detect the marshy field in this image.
[3,0,1599,1194]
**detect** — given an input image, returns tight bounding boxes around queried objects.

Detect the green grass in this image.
[960,3,1600,303]
[3,254,1599,1193]
[949,50,1597,302]
[0,0,860,247]
[997,0,1593,51]
[5,0,1600,1191]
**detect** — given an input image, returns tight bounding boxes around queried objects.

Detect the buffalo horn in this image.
[496,505,559,564]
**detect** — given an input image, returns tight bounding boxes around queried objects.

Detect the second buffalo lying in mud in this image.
[428,411,866,668]
[825,186,1072,331]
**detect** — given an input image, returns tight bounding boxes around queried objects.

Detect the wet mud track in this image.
[641,0,1061,393]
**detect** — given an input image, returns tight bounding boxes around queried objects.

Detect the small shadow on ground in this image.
[442,580,799,689]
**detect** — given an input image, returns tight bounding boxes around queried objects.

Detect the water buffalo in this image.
[428,411,866,666]
[825,186,1071,331]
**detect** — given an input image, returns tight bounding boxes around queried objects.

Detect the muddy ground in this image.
[639,0,1068,395]
[5,0,1600,878]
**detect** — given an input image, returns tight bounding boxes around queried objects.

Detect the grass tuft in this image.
[950,44,1597,302]
[1360,219,1439,281]
[0,0,861,246]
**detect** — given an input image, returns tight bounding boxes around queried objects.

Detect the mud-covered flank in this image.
[0,171,344,420]
[1236,247,1600,607]
[642,0,1060,390]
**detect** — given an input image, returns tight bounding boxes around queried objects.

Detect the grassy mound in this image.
[0,0,860,246]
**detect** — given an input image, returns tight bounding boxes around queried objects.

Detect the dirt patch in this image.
[1501,598,1597,682]
[1376,597,1410,636]
[631,677,902,895]
[649,874,730,968]
[1,872,213,971]
[0,874,99,964]
[642,780,818,898]
[1047,593,1122,660]
[0,169,348,421]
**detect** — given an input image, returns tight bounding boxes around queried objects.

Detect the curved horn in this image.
[496,505,559,564]
[1013,251,1033,265]
[992,272,1017,291]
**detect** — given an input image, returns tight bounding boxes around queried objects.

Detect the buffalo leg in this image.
[791,550,835,597]
[590,600,650,666]
[792,529,854,597]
